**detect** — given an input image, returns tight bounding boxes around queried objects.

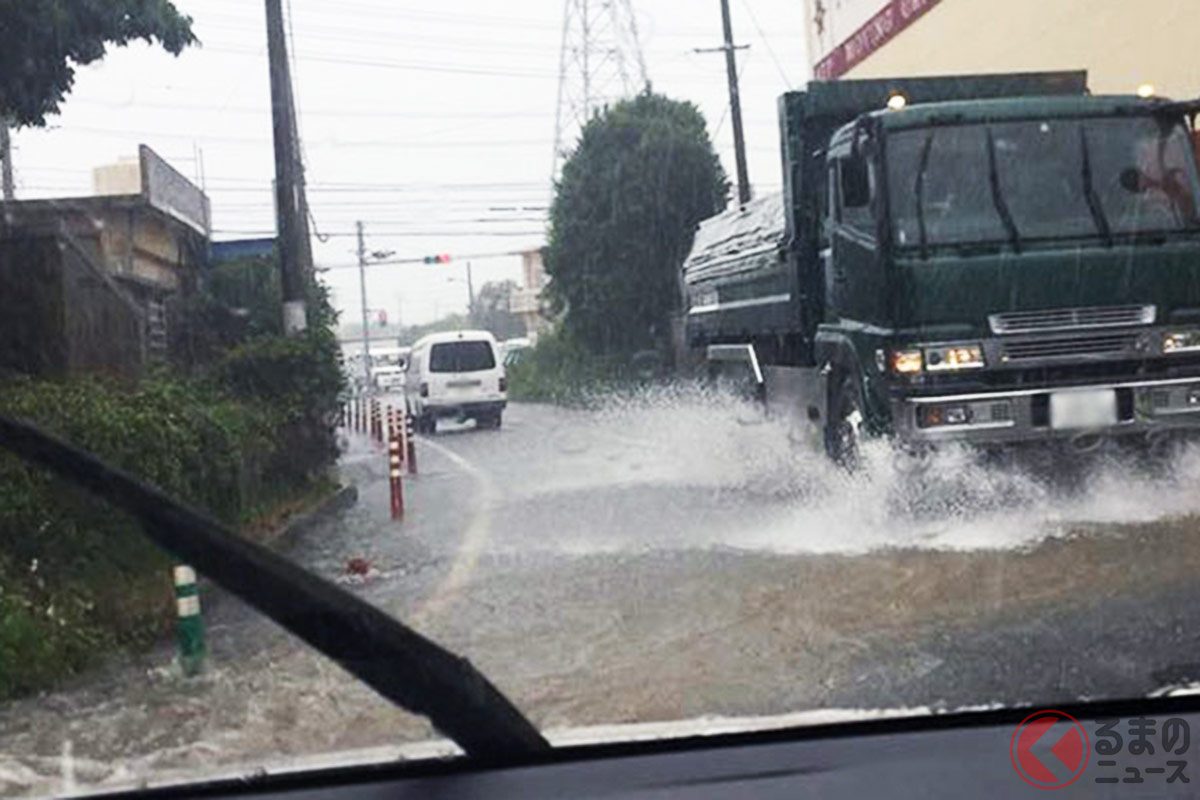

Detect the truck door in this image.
[829,150,886,324]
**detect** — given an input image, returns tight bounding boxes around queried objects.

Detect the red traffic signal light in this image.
[422,254,452,264]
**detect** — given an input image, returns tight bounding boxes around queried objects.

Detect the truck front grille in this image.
[989,304,1155,334]
[1001,332,1140,362]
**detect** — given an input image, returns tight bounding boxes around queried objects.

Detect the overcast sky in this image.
[9,0,810,327]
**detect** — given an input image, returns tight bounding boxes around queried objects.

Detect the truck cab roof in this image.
[833,94,1186,145]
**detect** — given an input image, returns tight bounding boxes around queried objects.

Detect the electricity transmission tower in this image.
[551,0,648,183]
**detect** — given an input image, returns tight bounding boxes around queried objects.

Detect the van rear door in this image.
[426,340,499,403]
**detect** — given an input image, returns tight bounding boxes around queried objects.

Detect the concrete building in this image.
[804,0,1200,99]
[0,145,210,377]
[510,247,553,342]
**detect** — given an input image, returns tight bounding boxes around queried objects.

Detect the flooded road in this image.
[6,392,1200,796]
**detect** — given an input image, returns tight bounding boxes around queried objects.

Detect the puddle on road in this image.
[524,385,1200,556]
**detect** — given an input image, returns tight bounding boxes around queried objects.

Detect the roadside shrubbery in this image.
[506,330,668,405]
[0,369,340,699]
[0,256,346,700]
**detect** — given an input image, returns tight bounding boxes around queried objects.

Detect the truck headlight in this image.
[1163,330,1200,353]
[890,349,923,374]
[925,344,985,371]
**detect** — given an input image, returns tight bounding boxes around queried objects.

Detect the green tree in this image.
[546,91,728,356]
[0,0,196,127]
[473,280,526,340]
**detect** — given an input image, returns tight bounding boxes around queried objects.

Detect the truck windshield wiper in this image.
[1079,126,1113,246]
[915,131,934,258]
[984,126,1021,252]
[0,414,549,762]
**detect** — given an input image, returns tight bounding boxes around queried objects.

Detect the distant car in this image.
[502,337,532,366]
[405,330,507,433]
[371,365,406,392]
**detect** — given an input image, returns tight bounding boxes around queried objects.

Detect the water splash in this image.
[549,383,1200,555]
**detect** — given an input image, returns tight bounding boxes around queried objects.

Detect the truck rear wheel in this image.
[825,374,864,469]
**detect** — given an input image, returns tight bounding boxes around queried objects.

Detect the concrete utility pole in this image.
[265,0,310,333]
[697,0,752,206]
[0,121,14,201]
[357,221,372,387]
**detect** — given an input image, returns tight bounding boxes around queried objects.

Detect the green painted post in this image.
[173,565,206,676]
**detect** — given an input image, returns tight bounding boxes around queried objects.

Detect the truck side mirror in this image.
[841,158,871,208]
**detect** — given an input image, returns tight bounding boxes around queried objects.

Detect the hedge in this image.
[0,331,343,699]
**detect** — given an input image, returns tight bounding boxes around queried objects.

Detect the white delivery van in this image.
[405,330,507,433]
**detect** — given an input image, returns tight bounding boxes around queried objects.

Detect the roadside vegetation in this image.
[512,90,726,402]
[0,256,344,700]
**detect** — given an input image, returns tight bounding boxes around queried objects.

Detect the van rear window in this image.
[428,341,495,373]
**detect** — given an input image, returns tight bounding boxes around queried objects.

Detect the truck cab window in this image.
[838,156,875,236]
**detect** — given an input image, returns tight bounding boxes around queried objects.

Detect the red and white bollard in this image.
[403,406,418,475]
[387,407,404,519]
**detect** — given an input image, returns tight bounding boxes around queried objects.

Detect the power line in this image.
[50,124,557,148]
[208,44,559,79]
[736,0,794,90]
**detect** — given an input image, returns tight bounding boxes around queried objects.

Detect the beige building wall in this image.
[840,0,1200,99]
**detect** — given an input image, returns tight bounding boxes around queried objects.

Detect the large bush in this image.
[546,91,727,357]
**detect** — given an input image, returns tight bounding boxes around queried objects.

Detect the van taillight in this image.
[499,376,507,393]
[419,382,429,398]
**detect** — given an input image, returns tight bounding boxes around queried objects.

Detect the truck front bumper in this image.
[893,376,1200,445]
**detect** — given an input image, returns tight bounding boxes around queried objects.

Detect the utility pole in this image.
[357,221,372,387]
[0,120,14,201]
[697,0,752,206]
[265,0,310,334]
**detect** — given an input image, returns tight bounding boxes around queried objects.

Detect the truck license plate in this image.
[1049,389,1118,430]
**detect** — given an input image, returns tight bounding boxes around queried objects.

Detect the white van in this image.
[371,365,406,392]
[405,330,507,433]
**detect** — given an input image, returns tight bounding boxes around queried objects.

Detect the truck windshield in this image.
[888,115,1200,248]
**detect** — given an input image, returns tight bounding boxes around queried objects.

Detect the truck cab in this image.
[683,72,1200,460]
[821,93,1200,451]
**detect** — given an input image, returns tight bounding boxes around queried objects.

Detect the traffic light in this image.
[422,254,452,264]
[376,309,388,327]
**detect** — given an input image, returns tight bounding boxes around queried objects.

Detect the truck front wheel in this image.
[825,374,865,469]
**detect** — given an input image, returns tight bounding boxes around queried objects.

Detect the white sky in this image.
[8,0,810,327]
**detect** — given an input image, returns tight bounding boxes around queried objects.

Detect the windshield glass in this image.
[888,116,1200,247]
[10,1,1200,797]
[428,341,495,372]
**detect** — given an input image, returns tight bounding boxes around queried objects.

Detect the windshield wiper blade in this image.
[1079,126,1113,247]
[985,127,1021,253]
[0,414,549,762]
[915,131,934,259]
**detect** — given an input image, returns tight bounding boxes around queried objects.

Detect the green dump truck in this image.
[682,71,1200,462]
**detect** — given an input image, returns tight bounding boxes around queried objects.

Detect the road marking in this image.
[411,437,495,626]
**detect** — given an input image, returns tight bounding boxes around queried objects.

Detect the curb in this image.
[268,483,359,550]
[195,483,358,616]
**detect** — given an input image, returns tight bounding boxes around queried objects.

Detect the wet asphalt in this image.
[5,396,1200,795]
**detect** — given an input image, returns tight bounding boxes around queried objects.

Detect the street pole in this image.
[265,0,308,334]
[718,0,751,206]
[0,120,14,201]
[357,221,372,388]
